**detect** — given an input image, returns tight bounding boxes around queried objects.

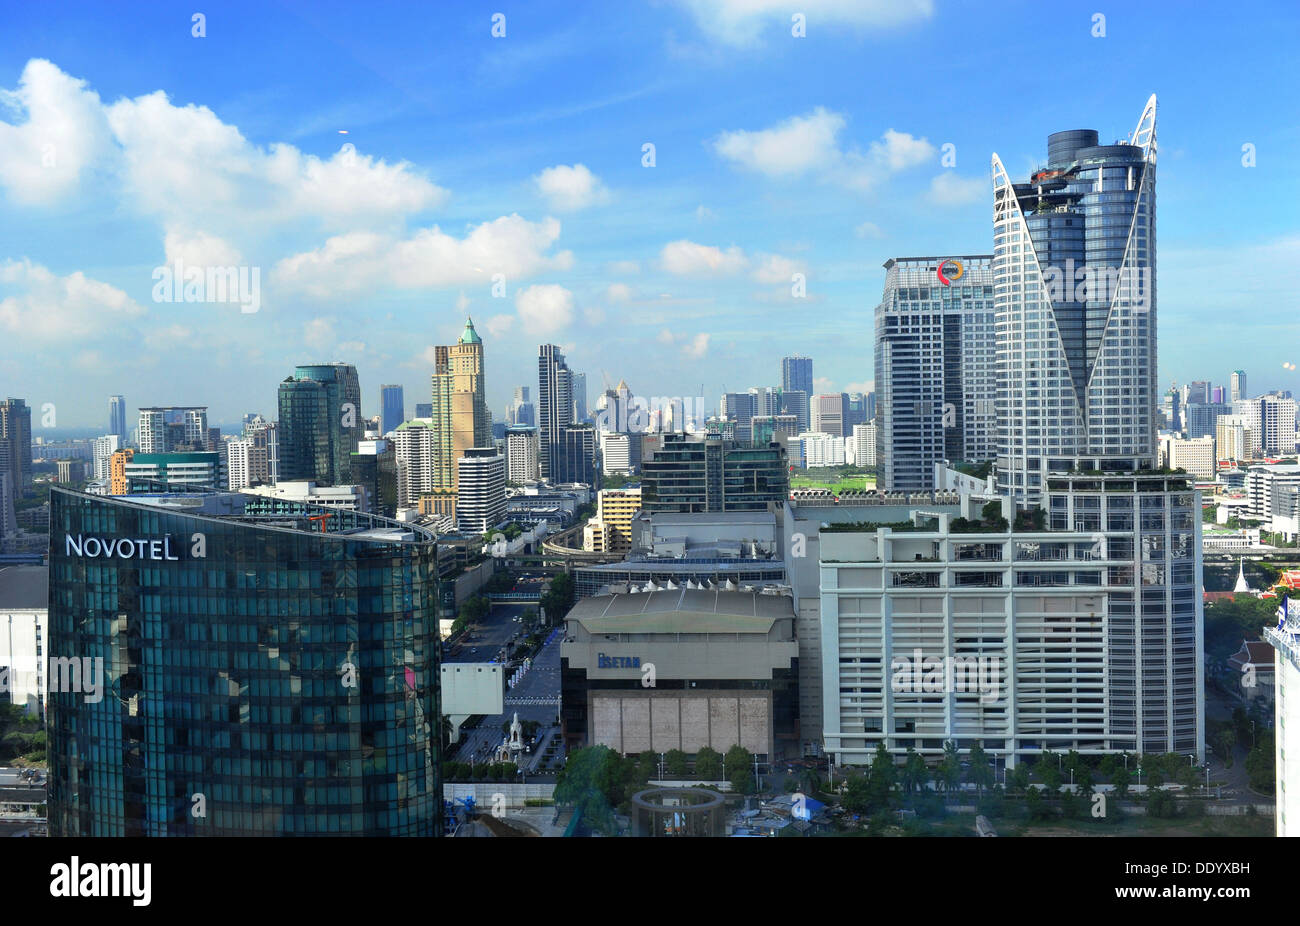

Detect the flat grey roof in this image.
[0,566,47,610]
[566,588,793,633]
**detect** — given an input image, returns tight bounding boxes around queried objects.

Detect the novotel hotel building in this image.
[47,486,442,836]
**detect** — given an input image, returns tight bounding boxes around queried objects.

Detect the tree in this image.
[866,743,898,808]
[1112,765,1131,798]
[460,595,490,626]
[1216,728,1237,768]
[1024,786,1048,821]
[664,749,688,778]
[695,747,723,781]
[1245,731,1275,793]
[1009,762,1031,795]
[1098,754,1117,779]
[724,745,755,794]
[1147,788,1178,819]
[1074,766,1095,800]
[968,742,994,796]
[937,741,961,793]
[1038,752,1061,792]
[554,746,629,835]
[901,747,928,795]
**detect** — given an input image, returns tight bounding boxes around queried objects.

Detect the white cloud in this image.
[514,284,575,335]
[273,215,573,299]
[926,172,987,206]
[0,258,145,339]
[814,376,834,393]
[0,58,447,234]
[162,228,243,269]
[606,283,633,303]
[753,254,803,285]
[845,380,874,394]
[695,205,715,222]
[674,0,934,45]
[583,306,607,325]
[712,108,844,176]
[854,221,885,239]
[484,313,515,338]
[682,332,710,359]
[303,317,336,351]
[660,240,748,276]
[534,163,609,211]
[713,108,935,191]
[0,59,114,205]
[607,260,641,275]
[657,328,676,345]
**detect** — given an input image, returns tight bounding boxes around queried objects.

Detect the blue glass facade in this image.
[47,488,441,836]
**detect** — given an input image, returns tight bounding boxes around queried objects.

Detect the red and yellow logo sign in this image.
[937,259,964,286]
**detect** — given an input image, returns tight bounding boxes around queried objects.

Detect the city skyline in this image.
[2,2,1298,429]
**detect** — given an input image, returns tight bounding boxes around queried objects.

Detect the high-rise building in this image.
[1237,394,1298,456]
[874,256,996,491]
[991,97,1158,504]
[456,448,506,532]
[1230,370,1248,404]
[1216,414,1253,464]
[508,386,536,427]
[0,399,33,493]
[277,363,361,485]
[571,372,588,423]
[845,393,869,430]
[811,394,847,438]
[641,434,787,513]
[1186,381,1211,406]
[430,318,490,493]
[1185,402,1231,439]
[583,487,642,553]
[538,344,573,481]
[561,425,597,485]
[379,384,405,436]
[392,419,439,510]
[108,395,127,444]
[124,452,222,490]
[1160,435,1216,480]
[137,407,208,454]
[415,402,432,418]
[751,414,799,446]
[779,390,809,433]
[1211,386,1225,405]
[108,448,134,495]
[721,392,758,443]
[1265,610,1300,836]
[819,473,1203,766]
[47,487,441,835]
[851,423,877,467]
[91,435,120,482]
[349,439,398,518]
[781,356,813,399]
[505,426,540,483]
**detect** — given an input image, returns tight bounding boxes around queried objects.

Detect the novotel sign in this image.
[596,653,641,669]
[64,534,180,561]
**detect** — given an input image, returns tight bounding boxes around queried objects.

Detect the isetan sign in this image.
[64,534,179,561]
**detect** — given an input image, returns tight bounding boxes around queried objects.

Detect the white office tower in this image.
[137,407,209,453]
[1265,604,1300,836]
[1216,414,1253,465]
[874,255,996,492]
[505,427,540,483]
[800,432,846,467]
[819,477,1203,767]
[991,97,1158,504]
[91,435,121,481]
[456,448,506,532]
[1160,435,1216,480]
[1230,370,1247,404]
[392,419,438,509]
[600,431,633,476]
[1236,394,1298,456]
[852,424,877,468]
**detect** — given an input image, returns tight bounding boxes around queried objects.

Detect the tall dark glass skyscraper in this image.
[47,487,441,836]
[0,398,32,493]
[278,363,362,485]
[538,345,572,482]
[992,97,1158,504]
[108,395,128,444]
[379,384,404,436]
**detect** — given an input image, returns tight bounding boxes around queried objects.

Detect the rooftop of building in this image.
[0,565,48,610]
[565,587,794,634]
[51,486,435,544]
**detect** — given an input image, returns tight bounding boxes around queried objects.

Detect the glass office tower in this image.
[278,363,362,486]
[992,97,1158,505]
[47,487,441,836]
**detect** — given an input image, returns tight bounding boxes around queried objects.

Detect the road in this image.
[452,618,564,773]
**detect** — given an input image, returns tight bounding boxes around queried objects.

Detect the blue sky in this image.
[2,0,1297,431]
